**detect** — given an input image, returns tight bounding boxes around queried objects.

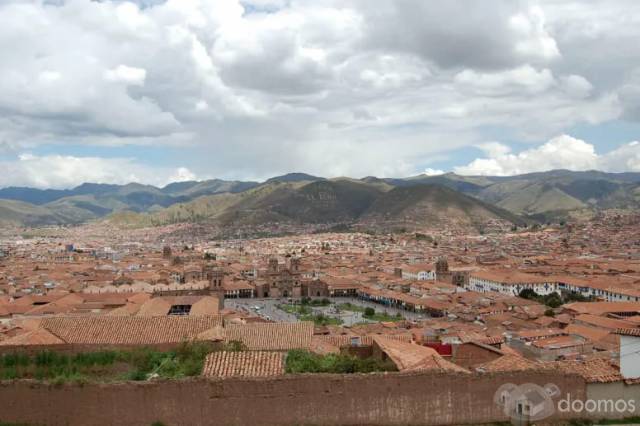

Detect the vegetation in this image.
[337,302,366,313]
[277,304,312,315]
[300,297,331,306]
[0,341,242,384]
[299,312,343,326]
[519,288,594,308]
[362,307,403,322]
[285,350,396,374]
[278,302,342,326]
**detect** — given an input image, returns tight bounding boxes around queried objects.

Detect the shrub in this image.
[285,350,396,374]
[364,307,375,317]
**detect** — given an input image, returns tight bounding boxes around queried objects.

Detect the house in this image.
[467,270,559,296]
[399,263,437,281]
[615,328,640,379]
[202,351,285,379]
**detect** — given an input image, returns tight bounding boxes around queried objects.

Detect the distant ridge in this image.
[0,169,639,226]
[265,173,324,184]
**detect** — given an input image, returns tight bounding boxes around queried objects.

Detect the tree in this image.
[518,288,538,300]
[364,307,375,317]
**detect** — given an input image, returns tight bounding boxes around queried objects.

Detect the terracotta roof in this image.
[473,336,505,346]
[574,314,636,330]
[372,336,469,374]
[563,302,640,316]
[615,328,640,337]
[552,358,622,383]
[0,327,65,346]
[531,335,587,349]
[476,354,541,373]
[136,296,220,316]
[224,322,313,351]
[202,351,285,378]
[35,316,223,345]
[317,334,411,349]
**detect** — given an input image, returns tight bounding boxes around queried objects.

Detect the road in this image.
[225,296,429,325]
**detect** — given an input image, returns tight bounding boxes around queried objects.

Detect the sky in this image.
[0,0,640,188]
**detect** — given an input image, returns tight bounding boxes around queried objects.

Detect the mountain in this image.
[1,169,640,227]
[0,179,260,226]
[361,184,524,228]
[0,200,66,227]
[108,179,522,233]
[466,170,640,219]
[265,173,324,184]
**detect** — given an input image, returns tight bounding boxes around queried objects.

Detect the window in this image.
[168,304,192,315]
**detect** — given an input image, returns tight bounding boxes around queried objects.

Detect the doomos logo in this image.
[494,383,560,422]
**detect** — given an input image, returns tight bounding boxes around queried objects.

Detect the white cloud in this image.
[423,168,444,176]
[454,66,555,96]
[455,134,640,176]
[104,65,147,85]
[0,154,197,189]
[0,0,637,183]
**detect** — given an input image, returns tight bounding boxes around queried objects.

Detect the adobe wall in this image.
[451,343,502,368]
[0,371,586,426]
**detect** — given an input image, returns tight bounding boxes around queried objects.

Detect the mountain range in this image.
[0,170,639,228]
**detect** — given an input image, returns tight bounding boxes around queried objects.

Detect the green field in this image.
[0,341,243,384]
[285,349,396,374]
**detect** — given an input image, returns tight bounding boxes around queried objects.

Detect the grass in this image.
[299,313,343,326]
[0,341,244,384]
[339,303,404,322]
[362,309,404,322]
[278,303,343,326]
[300,297,331,307]
[285,349,396,374]
[336,302,365,313]
[277,304,312,315]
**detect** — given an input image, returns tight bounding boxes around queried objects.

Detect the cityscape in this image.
[2,1,640,425]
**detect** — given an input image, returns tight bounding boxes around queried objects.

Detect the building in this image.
[467,270,560,296]
[615,328,640,379]
[255,257,302,298]
[398,263,437,281]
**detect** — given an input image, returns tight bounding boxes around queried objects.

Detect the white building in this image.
[400,263,436,281]
[617,329,640,379]
[466,271,560,296]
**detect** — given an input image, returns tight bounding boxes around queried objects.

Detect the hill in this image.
[361,185,524,229]
[108,180,522,233]
[469,170,640,218]
[2,169,640,227]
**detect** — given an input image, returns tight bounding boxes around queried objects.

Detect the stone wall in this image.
[0,371,586,426]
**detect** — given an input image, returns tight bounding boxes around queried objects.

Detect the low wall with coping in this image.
[0,370,586,426]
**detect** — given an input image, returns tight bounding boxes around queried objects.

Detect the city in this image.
[2,0,640,425]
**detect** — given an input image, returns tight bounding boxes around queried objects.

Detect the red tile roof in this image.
[34,316,223,345]
[202,351,285,378]
[224,322,313,351]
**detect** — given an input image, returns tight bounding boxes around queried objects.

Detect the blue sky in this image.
[0,0,639,187]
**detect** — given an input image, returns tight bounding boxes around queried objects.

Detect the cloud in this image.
[454,135,640,176]
[0,0,637,183]
[423,168,444,176]
[104,65,147,85]
[454,66,555,96]
[0,154,198,189]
